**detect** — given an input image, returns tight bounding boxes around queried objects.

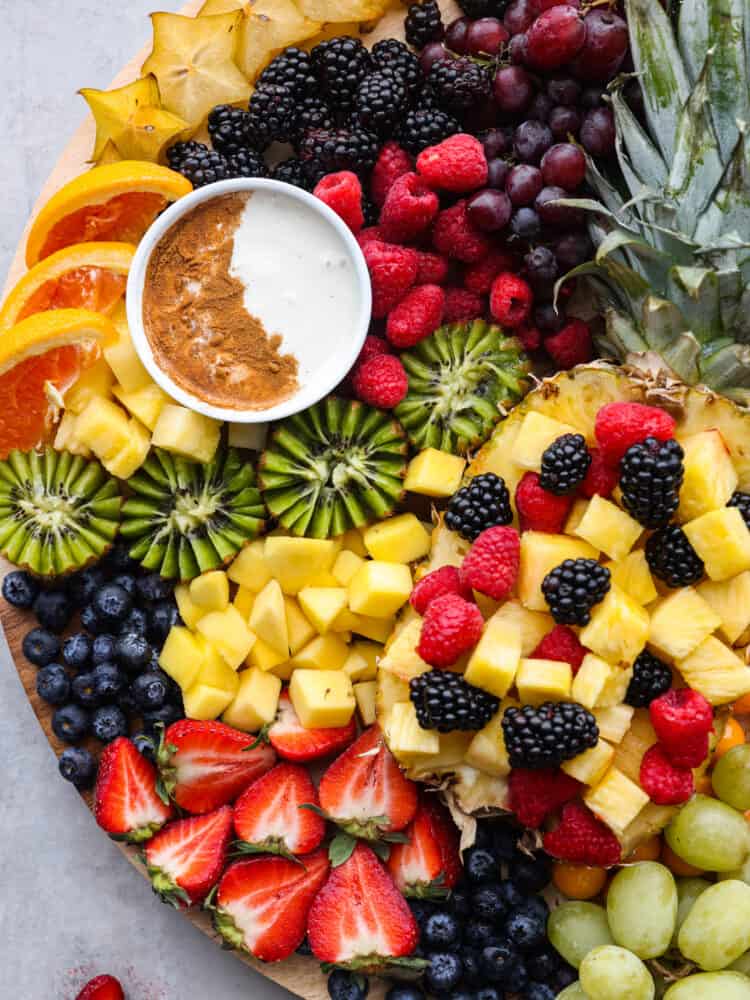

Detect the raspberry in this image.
[580,447,619,499]
[380,172,440,243]
[639,744,694,805]
[417,592,485,668]
[649,689,713,768]
[356,225,385,248]
[356,335,391,367]
[508,767,582,828]
[515,471,573,533]
[459,526,520,601]
[415,251,449,286]
[432,200,493,264]
[531,625,586,673]
[443,288,484,323]
[517,326,542,352]
[545,318,593,368]
[489,272,534,329]
[410,565,473,615]
[416,133,488,193]
[352,354,408,409]
[313,171,364,233]
[464,249,517,295]
[595,401,677,467]
[386,284,445,348]
[543,802,622,867]
[663,732,710,770]
[370,140,413,208]
[362,240,419,318]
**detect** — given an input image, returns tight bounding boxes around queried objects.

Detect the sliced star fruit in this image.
[120,447,266,581]
[259,398,408,538]
[0,447,121,576]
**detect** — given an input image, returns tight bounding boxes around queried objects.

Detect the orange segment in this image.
[39,193,166,261]
[17,267,127,321]
[712,716,745,763]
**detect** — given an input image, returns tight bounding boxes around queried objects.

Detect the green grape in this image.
[720,856,750,886]
[712,746,750,811]
[607,862,677,958]
[731,952,750,975]
[579,945,655,1000]
[557,985,589,1000]
[665,795,750,872]
[673,878,712,945]
[663,972,750,999]
[547,901,614,969]
[678,880,750,970]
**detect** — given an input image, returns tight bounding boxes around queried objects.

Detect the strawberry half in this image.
[75,975,124,1000]
[233,762,326,858]
[212,848,330,962]
[318,725,418,840]
[269,690,357,762]
[386,795,461,898]
[94,737,172,842]
[158,719,276,814]
[307,842,420,970]
[145,805,233,907]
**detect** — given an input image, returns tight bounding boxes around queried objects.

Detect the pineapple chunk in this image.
[196,605,256,669]
[511,411,578,471]
[289,669,355,728]
[596,666,633,708]
[306,571,341,588]
[386,702,440,758]
[605,550,658,607]
[564,499,590,536]
[197,641,241,696]
[405,732,474,781]
[227,421,267,451]
[75,397,131,461]
[291,633,349,671]
[363,514,431,564]
[228,540,272,592]
[285,597,316,655]
[697,572,750,644]
[404,448,466,497]
[184,682,236,721]
[574,495,642,562]
[683,507,750,581]
[346,641,380,681]
[584,767,650,837]
[175,583,206,630]
[648,587,721,660]
[189,571,229,612]
[465,706,512,777]
[348,614,396,644]
[341,528,368,558]
[249,579,289,654]
[515,658,572,705]
[376,670,411,723]
[152,404,221,464]
[247,637,288,672]
[264,537,339,594]
[492,600,554,655]
[64,358,115,414]
[571,654,615,710]
[103,322,151,392]
[101,418,151,479]
[594,705,635,744]
[332,549,365,587]
[349,561,413,617]
[112,381,169,430]
[677,430,738,522]
[519,533,599,611]
[233,587,255,620]
[269,660,294,681]
[677,636,750,705]
[342,649,370,682]
[562,740,615,786]
[378,619,429,680]
[54,411,92,458]
[580,585,649,666]
[298,587,349,635]
[464,616,521,698]
[159,626,204,691]
[354,681,377,725]
[223,667,281,731]
[332,608,360,632]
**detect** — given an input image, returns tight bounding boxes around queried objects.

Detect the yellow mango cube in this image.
[291,633,349,671]
[516,658,572,704]
[184,683,236,721]
[103,418,151,479]
[197,642,241,696]
[269,660,294,681]
[341,528,368,558]
[580,585,650,666]
[574,494,642,562]
[464,616,521,698]
[363,514,431,564]
[196,605,256,669]
[54,411,92,458]
[289,669,355,728]
[648,587,721,660]
[223,667,281,731]
[386,702,440,757]
[605,550,658,607]
[584,767,649,837]
[511,411,578,470]
[112,380,169,430]
[159,626,205,691]
[349,561,413,618]
[247,636,288,672]
[228,540,272,592]
[285,597,316,654]
[332,549,365,587]
[571,654,615,710]
[332,608,361,632]
[152,404,221,464]
[233,587,256,620]
[64,358,115,414]
[299,586,349,635]
[519,532,599,611]
[593,704,635,744]
[190,570,230,612]
[264,537,339,594]
[465,705,513,777]
[354,681,377,725]
[75,397,131,461]
[175,583,206,630]
[103,322,151,392]
[404,448,466,497]
[697,572,750,644]
[346,613,395,644]
[249,579,288,654]
[683,507,750,581]
[677,429,738,522]
[562,740,615,785]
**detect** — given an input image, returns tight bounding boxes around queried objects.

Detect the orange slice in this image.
[25,161,192,266]
[0,241,135,329]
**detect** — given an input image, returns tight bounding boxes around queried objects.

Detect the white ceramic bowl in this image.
[126,177,372,423]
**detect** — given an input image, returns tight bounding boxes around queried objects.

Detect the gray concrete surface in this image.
[0,4,297,997]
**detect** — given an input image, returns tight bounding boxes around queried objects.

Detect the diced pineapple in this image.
[465,705,513,777]
[75,397,131,461]
[264,537,339,594]
[227,421,268,451]
[332,549,365,587]
[354,681,377,725]
[476,413,525,512]
[404,448,467,497]
[697,572,750,644]
[347,613,395,644]
[515,658,572,705]
[562,740,615,786]
[342,649,369,682]
[223,667,282,731]
[346,641,380,681]
[571,654,614,710]
[677,430,738,522]
[152,404,221,464]
[197,641,241,696]
[53,411,92,458]
[605,550,658,607]
[519,533,599,611]
[298,586,348,635]
[363,514,431,564]
[189,570,229,612]
[269,660,294,681]
[228,540,272,592]
[64,358,115,414]
[159,626,205,691]
[574,495,642,562]
[305,571,341,588]
[349,561,413,617]
[564,499,590,536]
[511,411,578,471]
[405,732,474,781]
[683,507,750,581]
[376,670,411,725]
[184,682,236,721]
[464,616,521,698]
[249,579,288,655]
[331,608,360,633]
[233,587,255,620]
[289,669,355,728]
[378,619,428,680]
[104,418,151,479]
[285,597,316,655]
[596,666,634,708]
[594,705,635,744]
[677,636,750,705]
[491,600,554,655]
[112,381,169,430]
[341,528,368,558]
[580,585,649,666]
[386,702,440,758]
[611,708,657,783]
[291,633,349,671]
[196,605,256,669]
[584,767,650,837]
[247,637,288,672]
[175,583,207,631]
[103,322,151,392]
[648,587,721,660]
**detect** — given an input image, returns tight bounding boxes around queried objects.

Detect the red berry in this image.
[380,172,440,243]
[386,284,445,348]
[464,250,516,296]
[515,471,573,533]
[531,625,586,672]
[371,141,413,208]
[579,447,618,499]
[417,593,484,668]
[459,525,520,601]
[639,744,695,806]
[509,767,582,827]
[357,225,385,248]
[415,251,449,285]
[410,566,473,615]
[443,287,485,323]
[352,354,408,409]
[516,325,542,351]
[544,802,621,867]
[362,240,419,318]
[545,318,593,368]
[417,134,489,194]
[489,272,534,328]
[356,335,391,366]
[594,401,677,466]
[526,6,585,71]
[313,171,364,233]
[649,689,714,769]
[432,200,493,263]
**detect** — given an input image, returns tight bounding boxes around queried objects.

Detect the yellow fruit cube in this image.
[386,702,440,758]
[683,507,750,581]
[249,579,288,654]
[289,669,355,728]
[697,572,750,644]
[298,587,349,635]
[264,537,339,594]
[291,633,349,671]
[345,641,380,681]
[175,583,206,631]
[378,620,429,680]
[342,648,369,682]
[596,666,633,708]
[511,412,578,470]
[152,404,221,464]
[580,585,650,666]
[349,561,413,618]
[677,636,750,705]
[574,495,642,562]
[305,571,341,588]
[584,767,650,837]
[347,613,395,644]
[464,616,521,698]
[519,532,599,611]
[363,514,431,564]
[64,358,115,414]
[515,658,572,705]
[376,670,411,720]
[465,706,513,777]
[562,740,615,785]
[354,681,377,725]
[103,322,151,392]
[564,499,590,537]
[247,636,288,672]
[648,588,721,660]
[197,642,241,696]
[223,667,282,731]
[332,549,365,587]
[112,381,169,431]
[227,422,268,451]
[605,550,658,607]
[492,600,553,655]
[594,705,635,744]
[404,448,467,497]
[184,682,236,721]
[228,540,272,592]
[341,528,368,558]
[285,597,316,655]
[104,418,151,479]
[189,570,230,612]
[332,608,362,632]
[233,587,256,620]
[196,605,256,669]
[159,626,205,691]
[677,429,738,522]
[75,397,131,461]
[571,654,615,710]
[269,660,294,681]
[54,411,92,458]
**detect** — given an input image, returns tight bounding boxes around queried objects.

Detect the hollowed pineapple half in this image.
[378,363,744,853]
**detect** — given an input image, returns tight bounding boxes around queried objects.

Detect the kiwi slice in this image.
[259,397,409,538]
[120,448,266,581]
[0,448,121,576]
[395,320,530,455]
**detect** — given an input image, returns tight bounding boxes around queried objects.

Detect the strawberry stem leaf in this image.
[328,831,358,867]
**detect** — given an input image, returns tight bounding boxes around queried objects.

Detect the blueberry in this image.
[92,583,132,628]
[92,662,126,701]
[23,627,61,667]
[464,919,496,949]
[385,988,424,1000]
[73,671,105,708]
[131,730,156,761]
[92,634,117,664]
[91,704,128,743]
[491,824,518,862]
[102,542,138,575]
[52,704,89,743]
[515,896,549,925]
[505,910,546,953]
[465,846,500,884]
[81,604,110,636]
[112,573,138,598]
[503,958,528,994]
[33,590,73,633]
[120,606,148,637]
[131,671,170,711]
[117,686,138,715]
[142,702,183,732]
[423,911,460,950]
[36,664,71,705]
[523,983,556,1000]
[409,899,437,928]
[327,969,369,1000]
[476,990,503,1000]
[2,570,40,609]
[425,952,463,995]
[62,633,92,672]
[295,937,313,957]
[58,746,97,789]
[480,943,517,985]
[472,883,506,922]
[115,632,152,673]
[497,881,524,911]
[528,945,559,983]
[147,601,180,645]
[70,566,106,608]
[136,573,174,606]
[460,948,482,987]
[512,855,551,894]
[448,882,471,918]
[446,992,472,1000]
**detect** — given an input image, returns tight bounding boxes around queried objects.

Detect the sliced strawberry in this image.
[94,736,172,842]
[308,842,419,969]
[233,762,326,857]
[386,795,461,898]
[213,848,330,961]
[269,690,357,762]
[318,725,418,840]
[158,719,276,814]
[145,805,233,907]
[75,975,124,1000]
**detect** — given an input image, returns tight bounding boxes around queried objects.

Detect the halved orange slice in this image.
[25,161,192,266]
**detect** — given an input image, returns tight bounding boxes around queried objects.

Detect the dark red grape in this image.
[506,164,543,206]
[581,86,605,109]
[554,230,593,270]
[466,18,509,56]
[487,158,511,189]
[467,189,513,232]
[529,93,554,121]
[532,0,580,9]
[504,0,536,35]
[445,17,471,54]
[572,9,629,82]
[546,75,581,106]
[548,106,582,139]
[509,33,529,64]
[419,43,451,74]
[535,301,567,332]
[526,6,585,71]
[464,98,504,134]
[514,119,554,163]
[493,65,535,114]
[510,207,541,240]
[481,128,511,158]
[535,184,584,227]
[541,142,586,190]
[580,106,615,156]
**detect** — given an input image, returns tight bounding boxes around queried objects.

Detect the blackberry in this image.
[445,473,513,541]
[625,650,673,708]
[311,36,373,114]
[298,127,379,175]
[620,437,684,528]
[227,148,268,179]
[428,57,490,115]
[541,558,611,626]
[646,524,704,588]
[355,71,408,137]
[257,47,317,98]
[410,669,499,732]
[371,39,423,96]
[539,434,591,496]
[502,702,599,769]
[273,157,316,191]
[167,142,228,187]
[728,491,750,529]
[361,194,379,227]
[293,95,336,140]
[208,104,251,156]
[457,0,508,17]
[397,106,461,155]
[405,0,444,49]
[247,83,297,149]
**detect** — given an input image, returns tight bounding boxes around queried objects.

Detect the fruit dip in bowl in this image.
[127,177,371,423]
